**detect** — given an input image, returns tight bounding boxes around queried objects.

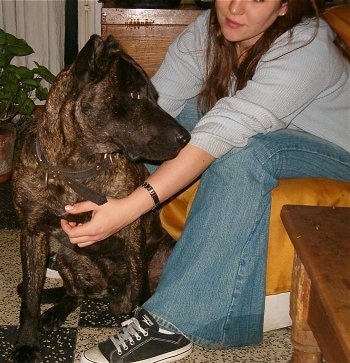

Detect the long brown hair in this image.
[198,0,321,114]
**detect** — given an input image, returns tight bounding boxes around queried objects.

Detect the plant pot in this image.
[0,124,16,183]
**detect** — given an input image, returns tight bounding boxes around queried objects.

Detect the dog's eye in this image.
[130,91,142,100]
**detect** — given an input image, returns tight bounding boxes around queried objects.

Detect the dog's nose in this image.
[176,131,191,146]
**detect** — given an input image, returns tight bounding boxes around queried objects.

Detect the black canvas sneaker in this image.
[81,308,193,363]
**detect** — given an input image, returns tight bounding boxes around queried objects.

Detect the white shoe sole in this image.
[81,342,193,363]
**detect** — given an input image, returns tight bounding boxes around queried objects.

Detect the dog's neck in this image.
[34,138,118,205]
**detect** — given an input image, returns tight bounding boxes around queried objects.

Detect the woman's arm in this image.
[189,20,345,158]
[151,11,209,117]
[61,144,215,247]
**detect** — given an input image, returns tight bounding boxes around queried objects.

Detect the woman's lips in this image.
[226,18,243,29]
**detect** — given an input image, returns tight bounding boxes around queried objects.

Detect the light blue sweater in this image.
[152,11,350,158]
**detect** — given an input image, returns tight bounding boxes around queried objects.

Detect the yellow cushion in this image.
[160,178,350,295]
[160,180,200,241]
[267,178,350,294]
[323,4,350,50]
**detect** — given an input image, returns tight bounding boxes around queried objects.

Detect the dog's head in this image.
[58,34,190,162]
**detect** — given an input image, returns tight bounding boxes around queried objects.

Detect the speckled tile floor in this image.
[0,180,293,362]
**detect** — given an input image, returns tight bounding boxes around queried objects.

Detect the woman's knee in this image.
[211,135,273,174]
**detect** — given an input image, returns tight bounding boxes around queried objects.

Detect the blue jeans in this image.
[143,102,350,349]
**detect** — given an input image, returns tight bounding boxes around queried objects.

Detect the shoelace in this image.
[110,318,149,355]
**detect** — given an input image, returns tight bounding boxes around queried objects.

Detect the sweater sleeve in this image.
[190,19,341,158]
[151,11,209,117]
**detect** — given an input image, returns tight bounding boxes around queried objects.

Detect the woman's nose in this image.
[228,0,245,15]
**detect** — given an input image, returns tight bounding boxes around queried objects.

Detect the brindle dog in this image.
[11,34,190,362]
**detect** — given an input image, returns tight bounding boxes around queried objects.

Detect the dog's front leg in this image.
[128,252,150,308]
[13,229,49,363]
[124,224,151,310]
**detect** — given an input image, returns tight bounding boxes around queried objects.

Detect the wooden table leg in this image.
[290,254,322,363]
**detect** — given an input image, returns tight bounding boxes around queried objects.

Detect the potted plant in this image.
[0,28,55,182]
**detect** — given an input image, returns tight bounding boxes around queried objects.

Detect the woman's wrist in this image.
[124,184,159,222]
[141,182,161,209]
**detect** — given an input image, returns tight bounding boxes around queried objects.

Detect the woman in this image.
[62,1,350,362]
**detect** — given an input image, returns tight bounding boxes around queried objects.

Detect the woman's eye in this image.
[130,91,142,99]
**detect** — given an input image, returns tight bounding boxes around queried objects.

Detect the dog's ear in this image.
[73,34,121,86]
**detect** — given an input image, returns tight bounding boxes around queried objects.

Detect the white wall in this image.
[0,0,65,77]
[77,0,102,51]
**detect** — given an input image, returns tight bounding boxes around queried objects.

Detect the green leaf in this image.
[0,28,6,44]
[17,97,35,115]
[35,86,49,101]
[33,62,55,84]
[7,64,33,79]
[22,78,41,87]
[0,50,14,66]
[6,33,34,57]
[0,81,20,96]
[0,53,7,67]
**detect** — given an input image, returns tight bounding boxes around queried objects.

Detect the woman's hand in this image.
[61,197,137,248]
[61,144,215,248]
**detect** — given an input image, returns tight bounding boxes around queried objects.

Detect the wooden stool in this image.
[281,205,350,363]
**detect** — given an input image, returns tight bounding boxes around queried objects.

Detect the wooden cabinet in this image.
[101,6,202,76]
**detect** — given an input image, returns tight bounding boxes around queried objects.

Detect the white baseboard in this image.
[263,292,292,332]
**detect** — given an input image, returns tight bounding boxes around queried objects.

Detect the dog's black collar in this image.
[34,138,117,205]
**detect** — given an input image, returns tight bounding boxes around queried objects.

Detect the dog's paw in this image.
[12,345,42,363]
[108,285,134,314]
[40,308,66,331]
[109,300,133,315]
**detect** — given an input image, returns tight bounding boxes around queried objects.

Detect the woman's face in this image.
[215,0,287,50]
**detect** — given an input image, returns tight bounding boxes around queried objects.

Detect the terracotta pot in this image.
[0,124,17,183]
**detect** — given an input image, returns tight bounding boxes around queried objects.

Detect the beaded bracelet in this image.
[141,182,160,209]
